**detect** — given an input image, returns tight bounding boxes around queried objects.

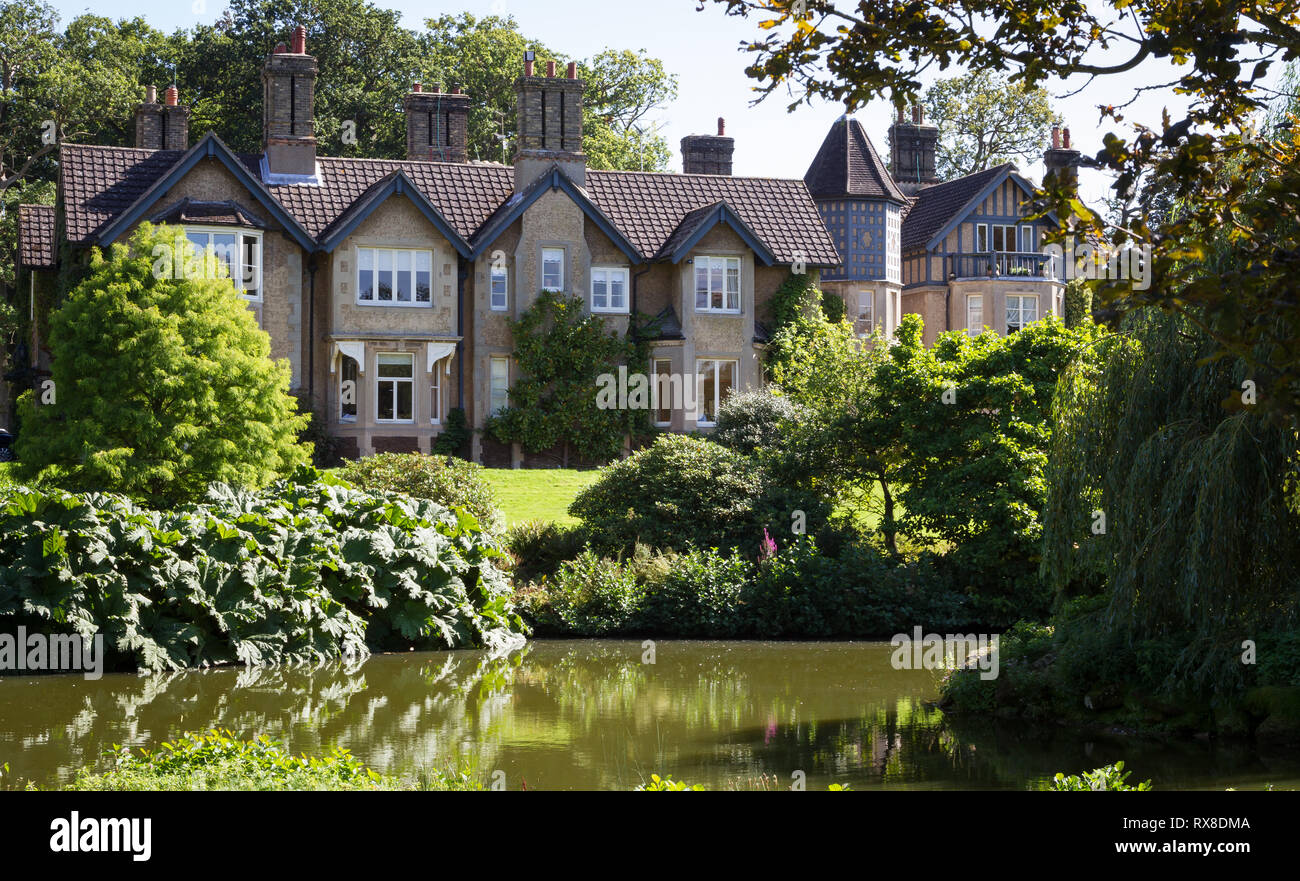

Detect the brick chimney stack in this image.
[1044,123,1081,190]
[889,103,939,195]
[135,84,190,151]
[404,81,471,162]
[513,54,586,188]
[681,117,735,175]
[261,25,319,181]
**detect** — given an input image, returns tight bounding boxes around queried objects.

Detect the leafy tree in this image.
[702,0,1300,422]
[14,223,310,504]
[580,49,677,171]
[920,70,1060,180]
[487,290,645,466]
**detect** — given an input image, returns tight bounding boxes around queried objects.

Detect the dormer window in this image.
[184,228,262,301]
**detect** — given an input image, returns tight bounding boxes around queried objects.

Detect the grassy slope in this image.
[481,467,601,527]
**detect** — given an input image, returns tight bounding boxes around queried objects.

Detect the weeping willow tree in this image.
[1043,306,1300,699]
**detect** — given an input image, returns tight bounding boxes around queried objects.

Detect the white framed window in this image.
[858,291,874,337]
[339,355,359,422]
[376,352,415,422]
[184,227,262,300]
[975,223,988,252]
[1006,294,1038,334]
[967,294,984,336]
[490,263,508,311]
[489,356,510,414]
[356,247,432,306]
[694,256,741,313]
[696,358,737,426]
[542,248,565,292]
[652,358,673,426]
[590,267,629,313]
[1019,224,1035,253]
[430,368,442,425]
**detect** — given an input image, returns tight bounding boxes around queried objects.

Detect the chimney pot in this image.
[145,84,157,104]
[717,117,725,136]
[567,61,577,79]
[412,81,422,93]
[1063,127,1071,149]
[291,25,306,55]
[165,86,178,106]
[546,60,556,78]
[1051,124,1060,150]
[274,42,287,54]
[451,84,462,95]
[524,58,534,76]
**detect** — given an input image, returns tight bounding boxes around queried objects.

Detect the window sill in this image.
[355,300,433,308]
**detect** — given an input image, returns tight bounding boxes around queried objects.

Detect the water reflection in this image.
[1,640,1296,790]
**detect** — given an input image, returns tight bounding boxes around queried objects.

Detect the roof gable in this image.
[317,170,472,257]
[658,200,775,265]
[93,132,316,251]
[469,166,644,263]
[901,163,1039,252]
[804,117,906,203]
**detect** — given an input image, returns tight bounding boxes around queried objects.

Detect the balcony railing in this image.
[948,251,1057,281]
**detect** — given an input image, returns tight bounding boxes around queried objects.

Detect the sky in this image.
[44,0,1277,210]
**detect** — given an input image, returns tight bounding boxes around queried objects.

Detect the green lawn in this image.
[481,467,602,527]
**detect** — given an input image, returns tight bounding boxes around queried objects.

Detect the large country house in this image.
[14,27,1080,463]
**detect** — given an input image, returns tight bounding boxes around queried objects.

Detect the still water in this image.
[1,640,1296,790]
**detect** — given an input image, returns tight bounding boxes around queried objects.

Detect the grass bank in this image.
[481,467,601,527]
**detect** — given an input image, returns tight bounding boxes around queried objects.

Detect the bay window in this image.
[184,228,262,300]
[967,294,983,336]
[1006,295,1038,334]
[694,256,741,313]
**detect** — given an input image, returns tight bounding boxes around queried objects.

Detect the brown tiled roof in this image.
[61,144,185,244]
[804,116,907,204]
[58,143,839,266]
[900,163,1013,251]
[276,157,513,240]
[585,170,839,266]
[17,204,56,268]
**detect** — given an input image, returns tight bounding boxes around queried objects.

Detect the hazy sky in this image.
[45,0,1272,209]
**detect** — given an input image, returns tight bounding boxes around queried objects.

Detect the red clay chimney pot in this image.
[524,58,534,76]
[546,60,556,78]
[274,42,287,54]
[717,117,726,136]
[165,86,178,106]
[567,61,577,79]
[291,25,306,55]
[412,81,422,93]
[1063,127,1071,149]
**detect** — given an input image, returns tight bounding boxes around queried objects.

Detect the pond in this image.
[1,640,1296,790]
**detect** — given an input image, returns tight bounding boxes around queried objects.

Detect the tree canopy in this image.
[921,71,1060,181]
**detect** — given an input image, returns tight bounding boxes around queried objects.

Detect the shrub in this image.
[14,223,310,505]
[532,548,643,636]
[338,452,502,532]
[0,468,524,672]
[505,519,584,582]
[569,433,827,554]
[638,546,750,637]
[1046,761,1152,791]
[433,407,470,457]
[711,387,804,456]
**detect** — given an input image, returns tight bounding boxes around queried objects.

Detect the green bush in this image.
[0,467,524,672]
[14,223,310,505]
[529,548,643,636]
[638,546,750,637]
[338,452,502,532]
[64,729,484,791]
[1046,761,1151,791]
[504,519,585,582]
[569,433,828,554]
[432,408,471,457]
[711,387,804,456]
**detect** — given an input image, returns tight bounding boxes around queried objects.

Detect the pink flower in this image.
[760,528,778,561]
